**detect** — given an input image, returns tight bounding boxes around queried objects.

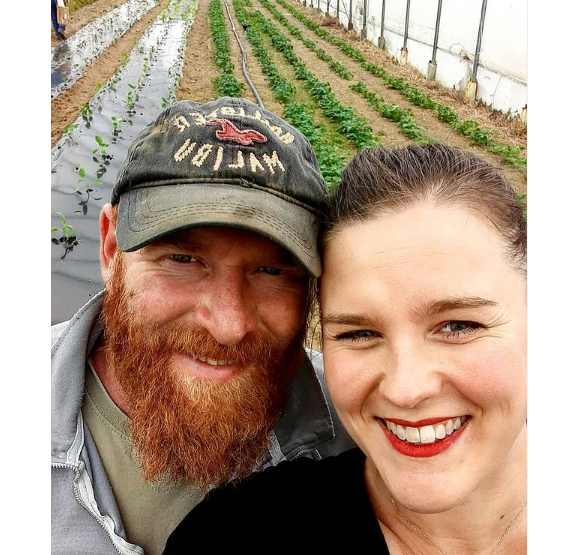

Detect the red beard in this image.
[101,253,306,491]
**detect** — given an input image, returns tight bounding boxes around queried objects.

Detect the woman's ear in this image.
[99,203,117,283]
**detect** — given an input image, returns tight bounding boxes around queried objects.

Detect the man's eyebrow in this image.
[140,238,203,253]
[416,296,498,318]
[139,237,302,267]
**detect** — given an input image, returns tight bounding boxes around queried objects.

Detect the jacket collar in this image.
[51,291,105,463]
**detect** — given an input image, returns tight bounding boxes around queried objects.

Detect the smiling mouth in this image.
[196,355,237,366]
[379,416,469,445]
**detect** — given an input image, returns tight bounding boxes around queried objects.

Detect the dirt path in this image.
[176,0,218,102]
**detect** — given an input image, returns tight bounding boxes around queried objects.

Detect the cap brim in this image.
[115,183,322,277]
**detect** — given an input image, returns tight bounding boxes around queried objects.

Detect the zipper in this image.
[51,460,143,555]
[291,448,322,461]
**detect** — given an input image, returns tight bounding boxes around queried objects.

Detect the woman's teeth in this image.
[384,416,468,444]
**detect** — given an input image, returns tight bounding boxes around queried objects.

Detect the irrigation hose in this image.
[223,0,264,108]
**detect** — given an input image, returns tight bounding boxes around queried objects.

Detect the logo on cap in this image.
[207,118,268,146]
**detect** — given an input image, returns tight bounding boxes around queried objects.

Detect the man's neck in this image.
[91,339,131,415]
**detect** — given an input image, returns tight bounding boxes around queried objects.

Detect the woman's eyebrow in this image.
[416,296,498,318]
[322,297,498,327]
[321,313,379,327]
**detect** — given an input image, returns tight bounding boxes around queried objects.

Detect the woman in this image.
[163,143,527,554]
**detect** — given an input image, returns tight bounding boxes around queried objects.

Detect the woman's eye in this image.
[170,254,194,263]
[334,329,379,342]
[440,321,484,338]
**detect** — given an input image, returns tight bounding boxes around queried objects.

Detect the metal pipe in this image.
[403,0,411,49]
[336,0,339,18]
[348,0,353,28]
[379,0,386,47]
[472,0,488,81]
[362,0,368,34]
[431,0,443,63]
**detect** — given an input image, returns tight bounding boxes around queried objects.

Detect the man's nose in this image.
[196,270,257,346]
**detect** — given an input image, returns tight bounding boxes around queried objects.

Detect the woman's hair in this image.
[323,143,527,273]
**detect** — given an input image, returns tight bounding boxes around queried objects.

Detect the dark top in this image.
[163,447,390,554]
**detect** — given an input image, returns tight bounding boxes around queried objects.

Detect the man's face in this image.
[101,226,311,489]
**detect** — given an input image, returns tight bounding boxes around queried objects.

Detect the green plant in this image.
[51,213,79,258]
[80,103,93,125]
[75,167,103,215]
[109,116,123,143]
[92,136,109,157]
[125,83,138,109]
[62,122,79,139]
[209,0,245,96]
[90,136,112,178]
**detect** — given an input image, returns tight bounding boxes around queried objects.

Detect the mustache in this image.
[125,321,283,368]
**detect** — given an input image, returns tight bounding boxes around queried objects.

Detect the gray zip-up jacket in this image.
[51,291,355,555]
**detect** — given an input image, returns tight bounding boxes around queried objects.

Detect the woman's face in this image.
[321,203,527,512]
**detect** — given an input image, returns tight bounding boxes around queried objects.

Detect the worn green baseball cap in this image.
[112,97,328,276]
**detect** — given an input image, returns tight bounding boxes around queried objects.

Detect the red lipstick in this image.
[379,419,467,458]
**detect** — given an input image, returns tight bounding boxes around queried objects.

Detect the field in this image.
[50,0,527,327]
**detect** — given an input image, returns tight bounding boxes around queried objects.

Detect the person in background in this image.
[51,97,354,555]
[51,0,68,40]
[163,143,527,555]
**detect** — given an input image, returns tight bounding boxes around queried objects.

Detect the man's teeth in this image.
[385,416,467,444]
[197,356,235,366]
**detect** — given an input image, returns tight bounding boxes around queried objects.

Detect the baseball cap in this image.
[112,97,328,276]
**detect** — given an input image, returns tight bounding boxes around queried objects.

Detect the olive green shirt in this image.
[82,362,204,555]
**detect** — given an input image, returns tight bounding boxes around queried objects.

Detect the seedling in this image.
[111,116,124,142]
[125,84,138,110]
[76,168,103,214]
[80,103,93,126]
[51,212,78,259]
[62,122,79,140]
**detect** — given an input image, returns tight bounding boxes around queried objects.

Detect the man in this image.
[51,97,354,555]
[51,0,68,40]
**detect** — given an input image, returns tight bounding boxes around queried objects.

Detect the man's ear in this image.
[100,203,118,283]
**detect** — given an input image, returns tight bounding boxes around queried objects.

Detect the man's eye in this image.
[260,267,283,276]
[170,254,194,263]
